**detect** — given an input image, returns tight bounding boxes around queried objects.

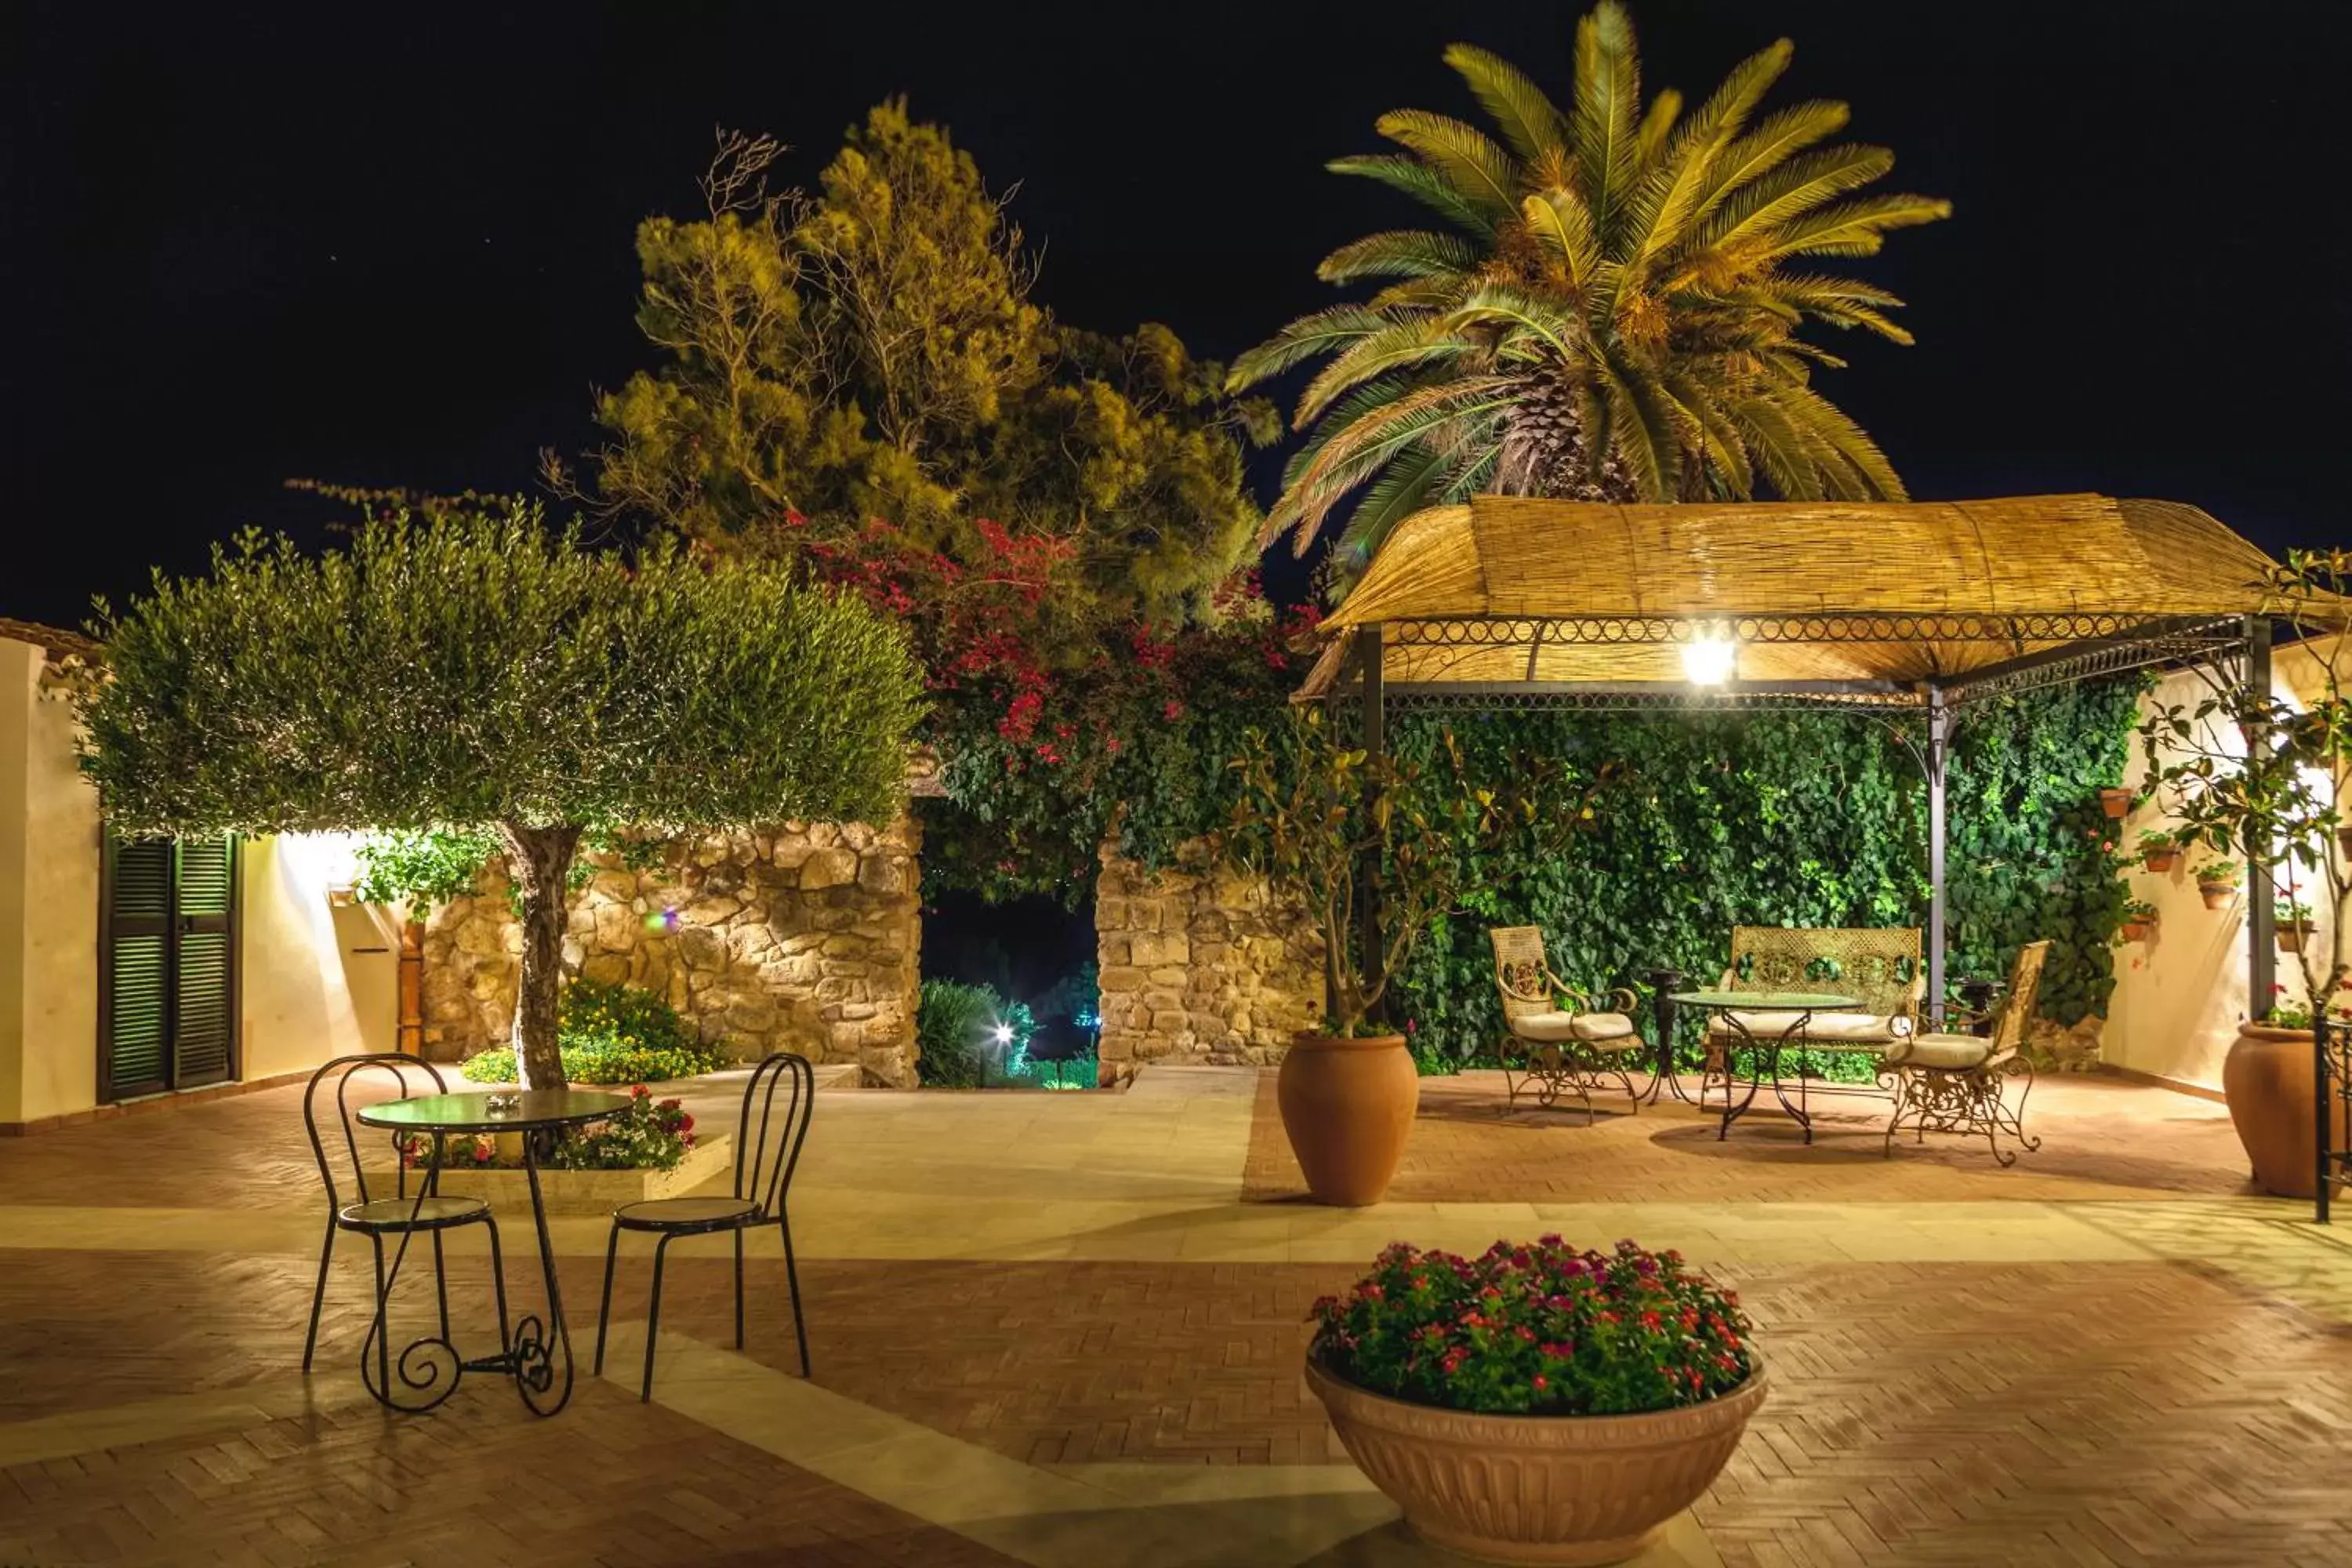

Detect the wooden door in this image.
[99,835,239,1102]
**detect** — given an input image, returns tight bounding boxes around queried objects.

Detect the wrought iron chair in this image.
[300,1053,510,1391]
[594,1051,815,1401]
[1882,940,2050,1166]
[1489,926,1644,1123]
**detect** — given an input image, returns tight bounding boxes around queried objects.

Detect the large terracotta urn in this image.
[2224,1023,2349,1199]
[1307,1356,1768,1566]
[1278,1033,1417,1206]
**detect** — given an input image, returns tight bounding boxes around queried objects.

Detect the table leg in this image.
[505,1130,577,1417]
[1764,1011,1817,1143]
[1715,1012,1769,1140]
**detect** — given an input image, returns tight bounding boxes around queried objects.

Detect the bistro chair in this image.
[594,1051,815,1401]
[1881,940,2050,1167]
[1489,926,1645,1123]
[300,1053,510,1391]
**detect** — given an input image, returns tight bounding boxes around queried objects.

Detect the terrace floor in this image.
[3,1065,2350,1566]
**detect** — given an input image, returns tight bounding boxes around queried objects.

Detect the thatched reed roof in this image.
[1307,495,2346,695]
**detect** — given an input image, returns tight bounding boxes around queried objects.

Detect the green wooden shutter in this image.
[172,837,238,1088]
[99,834,240,1101]
[101,839,174,1099]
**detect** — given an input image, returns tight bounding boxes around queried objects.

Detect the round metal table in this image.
[1668,990,1860,1143]
[355,1089,626,1415]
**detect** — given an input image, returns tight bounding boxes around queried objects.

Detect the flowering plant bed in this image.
[1311,1237,1753,1415]
[371,1088,728,1214]
[1305,1238,1764,1566]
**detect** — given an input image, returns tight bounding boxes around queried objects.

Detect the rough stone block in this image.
[799,847,859,890]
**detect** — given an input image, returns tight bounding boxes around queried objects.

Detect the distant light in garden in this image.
[1680,628,1737,687]
[991,1023,1014,1045]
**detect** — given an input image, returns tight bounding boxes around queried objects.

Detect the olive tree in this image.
[77,503,925,1089]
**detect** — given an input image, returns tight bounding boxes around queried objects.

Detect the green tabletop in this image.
[355,1090,629,1134]
[1668,989,1860,1011]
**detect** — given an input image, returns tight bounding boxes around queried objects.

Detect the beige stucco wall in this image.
[2103,645,2339,1090]
[0,638,101,1123]
[0,633,391,1123]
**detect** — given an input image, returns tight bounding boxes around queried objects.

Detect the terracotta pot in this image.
[2119,917,2157,942]
[1278,1033,1417,1206]
[2278,920,2314,954]
[2198,881,2236,909]
[2097,787,2135,819]
[2224,1023,2350,1199]
[1307,1355,1768,1566]
[2338,826,2352,862]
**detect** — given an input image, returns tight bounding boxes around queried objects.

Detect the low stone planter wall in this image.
[365,1134,731,1216]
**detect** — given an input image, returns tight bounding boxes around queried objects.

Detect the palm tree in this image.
[1231,2,1951,564]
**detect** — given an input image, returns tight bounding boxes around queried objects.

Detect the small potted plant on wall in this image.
[1218,709,1609,1205]
[2195,858,2242,909]
[2097,786,2137,818]
[2137,828,2185,873]
[1306,1237,1766,1564]
[2140,546,2352,1200]
[2116,898,2160,943]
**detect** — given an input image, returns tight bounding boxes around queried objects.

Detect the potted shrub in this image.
[2137,828,2185,873]
[1306,1238,1765,1565]
[2096,786,2137,819]
[2141,546,2352,1201]
[2195,858,2242,909]
[2116,898,2159,943]
[1218,710,1609,1205]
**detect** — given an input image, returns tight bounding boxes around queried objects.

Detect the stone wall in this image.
[421,817,923,1086]
[1094,840,1323,1083]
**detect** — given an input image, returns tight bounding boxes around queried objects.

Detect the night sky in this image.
[7,0,2348,634]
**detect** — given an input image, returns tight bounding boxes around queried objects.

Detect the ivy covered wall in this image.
[1385,680,2143,1065]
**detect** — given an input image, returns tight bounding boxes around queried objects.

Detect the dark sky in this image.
[6,0,2347,632]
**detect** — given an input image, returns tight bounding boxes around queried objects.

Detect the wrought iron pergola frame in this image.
[1328,608,2275,1028]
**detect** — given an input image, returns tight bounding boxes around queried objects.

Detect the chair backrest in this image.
[302,1052,448,1215]
[1727,926,1922,1018]
[734,1052,816,1221]
[1489,926,1558,1028]
[1988,941,2053,1055]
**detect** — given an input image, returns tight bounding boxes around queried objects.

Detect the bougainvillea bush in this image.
[1310,1239,1754,1417]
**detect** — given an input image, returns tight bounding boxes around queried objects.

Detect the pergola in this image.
[1300,492,2350,1022]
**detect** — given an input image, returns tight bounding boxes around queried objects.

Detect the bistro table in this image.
[354,1089,627,1415]
[1667,990,1860,1143]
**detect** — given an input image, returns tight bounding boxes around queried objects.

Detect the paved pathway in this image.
[2,1065,2348,1565]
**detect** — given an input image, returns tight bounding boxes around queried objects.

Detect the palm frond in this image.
[1761,193,1954,260]
[1436,281,1588,361]
[1690,100,1852,223]
[1317,230,1483,285]
[1697,143,1896,252]
[1327,154,1498,238]
[1621,38,1794,272]
[1227,305,1388,391]
[1662,372,1754,496]
[1762,376,1907,498]
[1443,43,1566,162]
[1519,190,1601,290]
[1590,347,1683,501]
[1334,442,1455,565]
[1296,319,1479,424]
[1375,111,1523,220]
[1634,88,1682,170]
[1570,0,1642,240]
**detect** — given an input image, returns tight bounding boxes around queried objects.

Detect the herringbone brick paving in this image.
[1244,1070,2254,1204]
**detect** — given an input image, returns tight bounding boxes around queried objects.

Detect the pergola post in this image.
[2245,615,2277,1021]
[1926,684,1950,1030]
[1354,625,1386,1022]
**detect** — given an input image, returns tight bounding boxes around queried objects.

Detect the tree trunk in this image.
[497,822,582,1091]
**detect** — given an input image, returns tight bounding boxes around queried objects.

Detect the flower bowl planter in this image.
[1305,1354,1767,1566]
[1279,1033,1417,1207]
[2198,880,2238,909]
[2224,1026,2347,1199]
[2097,787,2136,819]
[367,1133,731,1215]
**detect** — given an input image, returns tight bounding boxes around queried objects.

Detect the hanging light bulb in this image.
[1680,624,1737,686]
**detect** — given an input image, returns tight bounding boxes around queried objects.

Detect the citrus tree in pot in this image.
[1308,1237,1765,1564]
[1218,708,1606,1205]
[2140,548,2352,1199]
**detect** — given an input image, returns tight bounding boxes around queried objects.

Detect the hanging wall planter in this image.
[2138,831,2183,873]
[2118,904,2159,943]
[2097,787,2136,819]
[2196,860,2241,910]
[2278,920,2314,954]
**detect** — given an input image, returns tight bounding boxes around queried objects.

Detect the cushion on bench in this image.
[1512,1010,1639,1044]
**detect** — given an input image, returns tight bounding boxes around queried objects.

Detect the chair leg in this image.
[779,1211,810,1377]
[301,1217,337,1374]
[1883,1073,1907,1158]
[431,1230,451,1344]
[593,1222,621,1377]
[369,1234,390,1399]
[733,1229,746,1350]
[641,1234,674,1403]
[484,1218,513,1357]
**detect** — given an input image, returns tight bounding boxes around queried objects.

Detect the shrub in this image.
[1311,1238,1754,1417]
[459,979,731,1084]
[916,979,1000,1087]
